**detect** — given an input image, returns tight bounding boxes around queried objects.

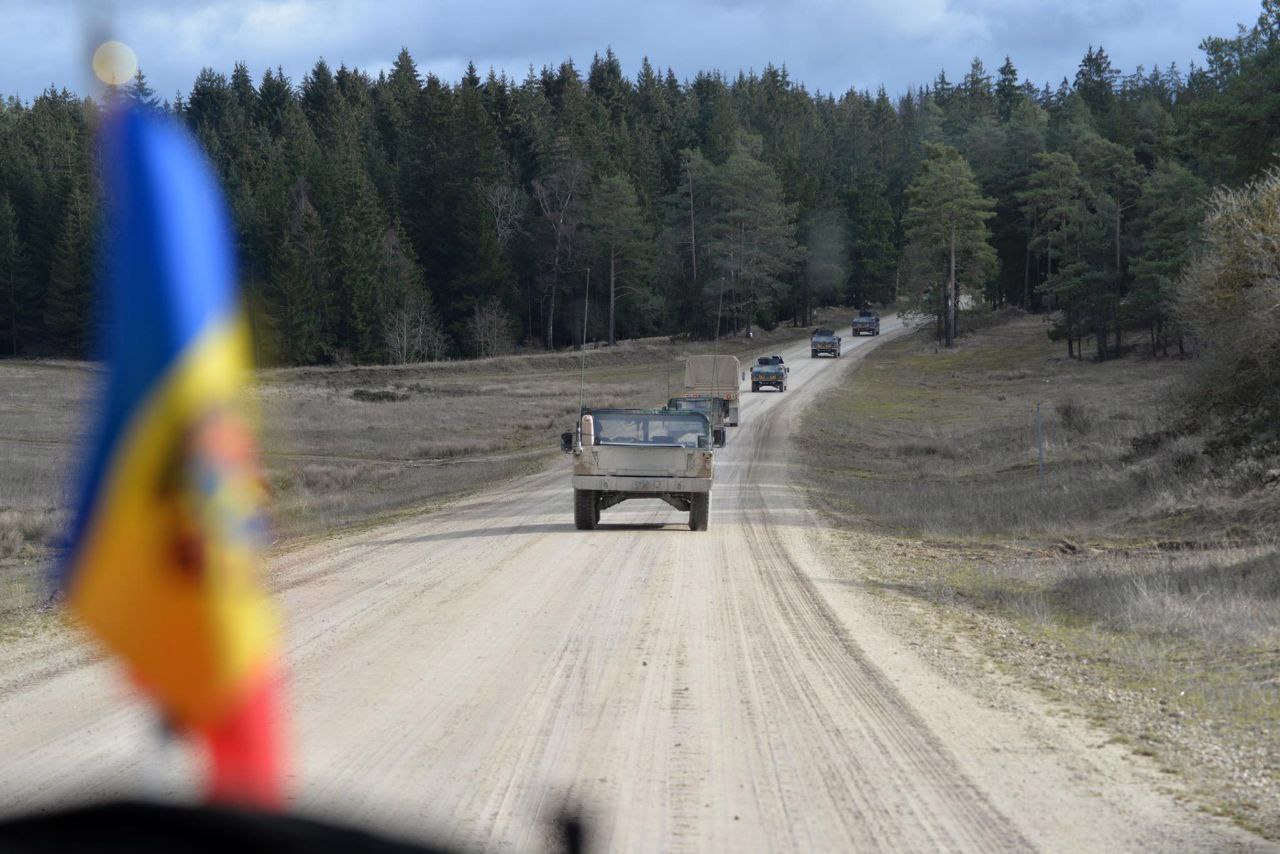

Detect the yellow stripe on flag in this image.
[68,318,276,728]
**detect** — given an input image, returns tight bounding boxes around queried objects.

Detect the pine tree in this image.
[706,146,801,334]
[587,172,651,344]
[844,177,896,305]
[996,56,1021,122]
[257,67,294,136]
[0,196,33,355]
[1130,162,1207,353]
[125,68,159,110]
[44,185,93,356]
[338,172,392,362]
[268,183,328,364]
[1019,153,1114,356]
[999,99,1048,306]
[1074,46,1119,131]
[904,144,996,346]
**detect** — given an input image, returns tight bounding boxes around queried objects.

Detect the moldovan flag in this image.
[58,106,284,808]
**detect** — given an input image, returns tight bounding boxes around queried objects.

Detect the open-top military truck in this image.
[681,355,741,426]
[560,407,715,531]
[810,328,842,358]
[750,355,788,392]
[667,396,728,447]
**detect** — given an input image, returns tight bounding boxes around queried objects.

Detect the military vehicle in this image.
[851,308,880,336]
[681,355,741,426]
[560,407,714,531]
[668,396,728,447]
[750,355,788,392]
[810,328,842,358]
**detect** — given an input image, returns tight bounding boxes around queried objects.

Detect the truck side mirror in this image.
[560,431,574,453]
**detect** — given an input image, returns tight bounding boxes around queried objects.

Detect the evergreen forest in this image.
[3,3,1280,375]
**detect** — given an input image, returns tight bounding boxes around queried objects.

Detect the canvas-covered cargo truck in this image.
[668,396,728,447]
[682,355,741,426]
[560,408,714,531]
[810,328,841,358]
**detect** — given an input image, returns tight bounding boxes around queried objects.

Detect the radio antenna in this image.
[578,265,590,415]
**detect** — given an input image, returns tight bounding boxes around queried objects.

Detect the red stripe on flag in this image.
[203,663,286,809]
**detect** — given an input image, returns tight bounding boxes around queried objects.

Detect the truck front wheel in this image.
[574,489,598,530]
[689,492,710,531]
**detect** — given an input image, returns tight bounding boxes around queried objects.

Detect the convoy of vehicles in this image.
[810,328,841,358]
[851,308,880,336]
[750,355,788,392]
[561,408,715,530]
[681,355,741,426]
[565,314,887,527]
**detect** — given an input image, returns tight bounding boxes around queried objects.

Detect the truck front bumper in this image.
[573,475,712,493]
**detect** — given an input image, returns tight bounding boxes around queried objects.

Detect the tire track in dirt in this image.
[0,317,1264,852]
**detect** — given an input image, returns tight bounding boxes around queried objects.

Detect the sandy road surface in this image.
[0,319,1267,851]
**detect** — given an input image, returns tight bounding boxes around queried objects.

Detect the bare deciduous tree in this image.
[382,290,448,364]
[481,181,526,247]
[532,142,587,348]
[466,296,515,358]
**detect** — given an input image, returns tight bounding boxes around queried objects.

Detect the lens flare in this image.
[92,41,138,86]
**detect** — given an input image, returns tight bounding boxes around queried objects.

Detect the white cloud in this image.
[0,0,1265,101]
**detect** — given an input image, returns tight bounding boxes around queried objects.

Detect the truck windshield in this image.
[592,412,707,447]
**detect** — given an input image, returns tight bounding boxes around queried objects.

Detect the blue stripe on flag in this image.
[61,107,238,585]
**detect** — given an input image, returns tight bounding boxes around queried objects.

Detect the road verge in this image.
[795,311,1280,840]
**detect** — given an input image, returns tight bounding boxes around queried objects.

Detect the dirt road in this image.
[0,320,1266,851]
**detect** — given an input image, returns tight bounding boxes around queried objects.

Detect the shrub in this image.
[1056,397,1093,435]
[1175,170,1280,449]
[351,388,408,403]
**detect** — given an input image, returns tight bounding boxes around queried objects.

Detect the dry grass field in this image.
[0,317,830,615]
[798,312,1280,838]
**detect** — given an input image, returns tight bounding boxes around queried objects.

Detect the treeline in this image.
[2,4,1280,365]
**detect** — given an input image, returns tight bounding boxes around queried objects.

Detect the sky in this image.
[0,0,1265,103]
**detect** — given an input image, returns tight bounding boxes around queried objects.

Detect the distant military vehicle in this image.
[810,328,842,358]
[851,308,880,336]
[668,396,728,447]
[681,355,741,426]
[561,407,714,531]
[750,355,788,392]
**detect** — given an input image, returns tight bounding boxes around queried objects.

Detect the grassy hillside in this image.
[798,312,1279,838]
